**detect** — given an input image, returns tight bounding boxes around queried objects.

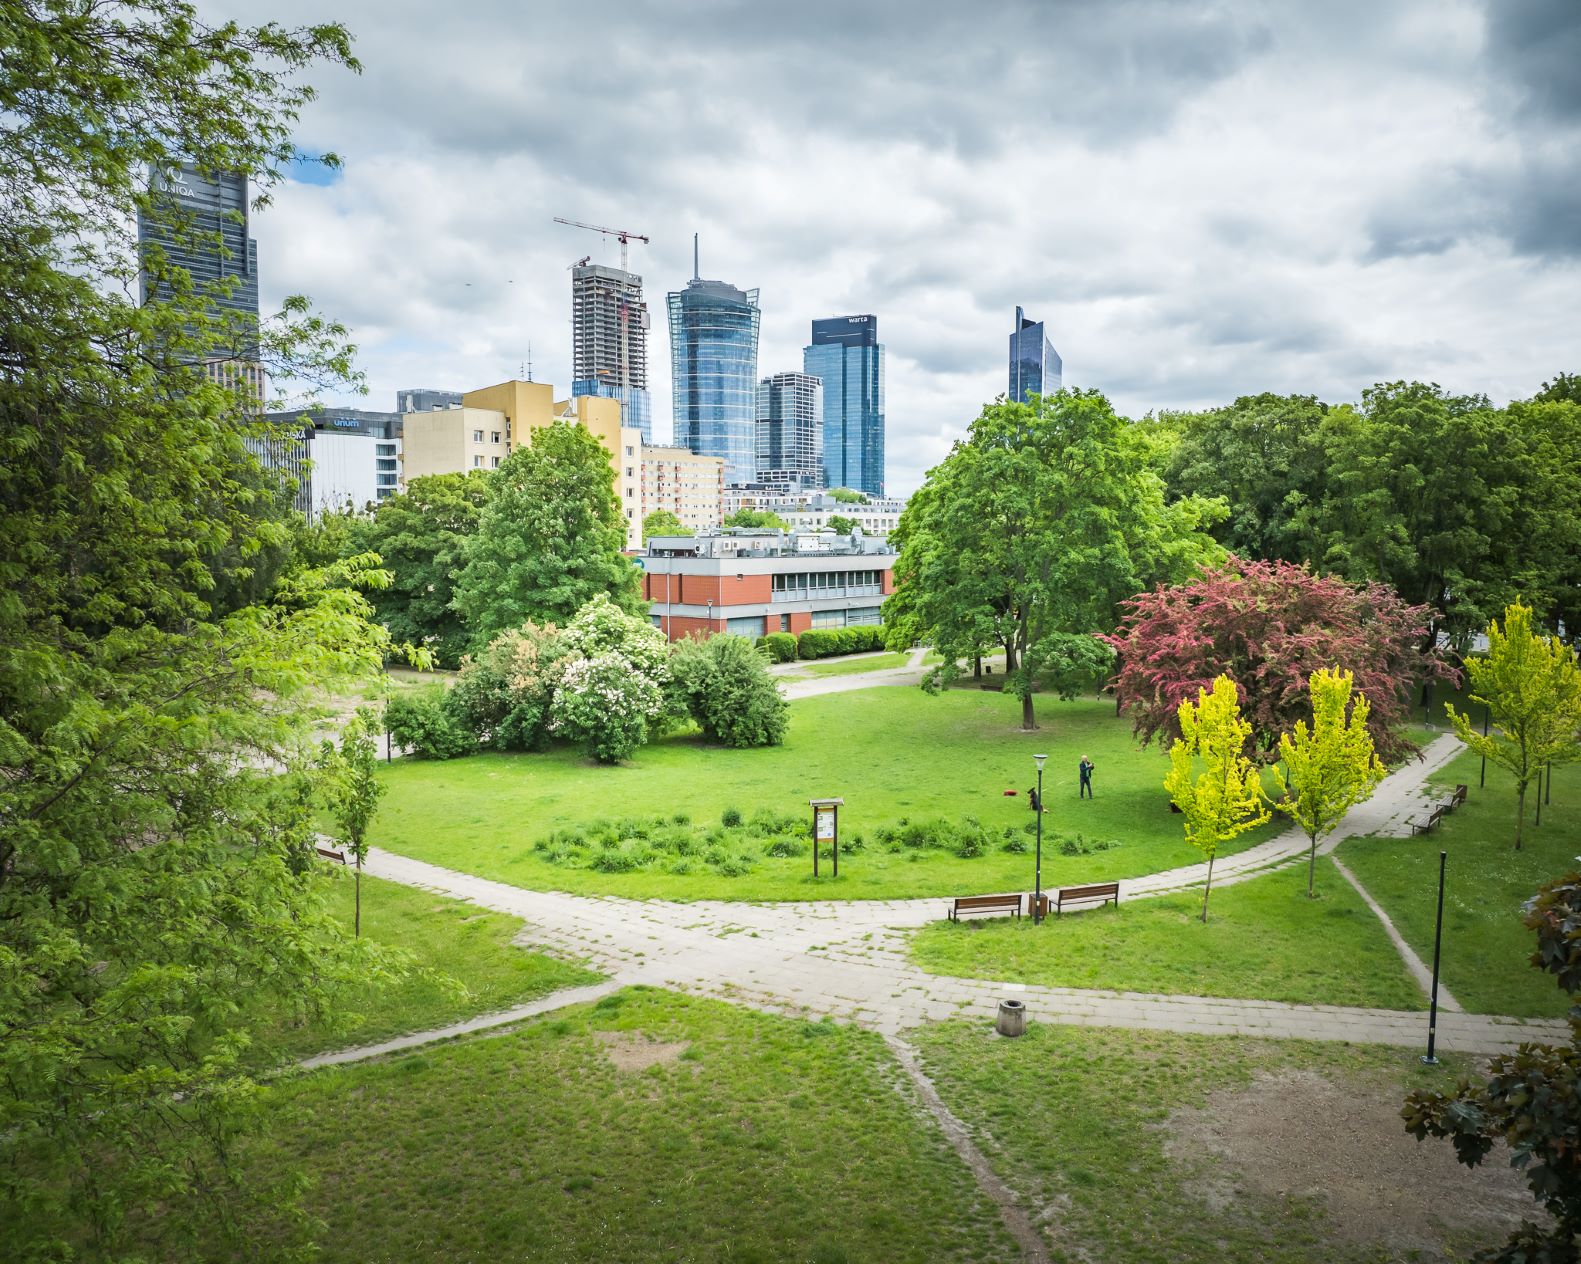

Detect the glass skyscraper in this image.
[804,315,884,497]
[667,256,760,485]
[1008,305,1062,404]
[756,371,824,493]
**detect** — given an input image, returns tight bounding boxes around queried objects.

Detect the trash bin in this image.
[995,998,1026,1037]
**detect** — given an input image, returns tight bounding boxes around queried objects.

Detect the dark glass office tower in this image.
[804,315,884,496]
[756,371,824,492]
[1008,306,1062,404]
[667,247,760,484]
[138,165,259,344]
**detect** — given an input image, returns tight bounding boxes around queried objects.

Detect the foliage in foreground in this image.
[1446,602,1581,851]
[1107,555,1453,763]
[669,633,790,748]
[1404,870,1581,1262]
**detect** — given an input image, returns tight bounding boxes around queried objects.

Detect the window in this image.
[780,614,791,632]
[472,429,483,442]
[491,431,501,444]
[473,455,483,468]
[492,456,501,468]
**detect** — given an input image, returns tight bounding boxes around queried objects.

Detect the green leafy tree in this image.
[827,513,859,534]
[828,487,868,503]
[669,634,789,747]
[1534,371,1581,405]
[447,620,567,751]
[1272,668,1386,897]
[0,5,437,1254]
[723,507,790,530]
[1404,869,1581,1262]
[357,471,492,666]
[888,389,1223,730]
[1164,676,1270,921]
[320,708,386,936]
[641,507,690,542]
[454,423,643,645]
[1447,603,1581,850]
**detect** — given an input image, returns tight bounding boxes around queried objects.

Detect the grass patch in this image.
[792,650,911,677]
[238,989,1013,1261]
[251,873,599,1063]
[1337,752,1581,1018]
[371,689,1287,901]
[910,858,1425,1009]
[916,1020,1494,1263]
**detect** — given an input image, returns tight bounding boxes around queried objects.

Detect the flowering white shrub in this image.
[550,596,671,763]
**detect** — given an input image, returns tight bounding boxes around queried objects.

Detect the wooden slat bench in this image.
[1056,882,1120,915]
[1407,806,1444,836]
[948,893,1022,921]
[316,845,347,864]
[1449,784,1468,809]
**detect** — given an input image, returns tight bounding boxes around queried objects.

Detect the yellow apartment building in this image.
[641,445,725,534]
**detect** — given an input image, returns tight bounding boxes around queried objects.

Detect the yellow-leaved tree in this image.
[1164,675,1270,922]
[1273,668,1387,898]
[1446,603,1581,850]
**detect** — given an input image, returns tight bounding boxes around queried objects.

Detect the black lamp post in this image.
[1033,753,1047,924]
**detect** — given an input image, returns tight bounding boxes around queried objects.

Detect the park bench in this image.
[1449,784,1467,809]
[1056,882,1120,915]
[948,893,1022,921]
[1407,806,1444,836]
[315,844,347,864]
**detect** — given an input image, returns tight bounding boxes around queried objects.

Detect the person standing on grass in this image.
[1079,756,1094,799]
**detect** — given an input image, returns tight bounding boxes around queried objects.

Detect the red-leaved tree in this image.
[1104,557,1455,763]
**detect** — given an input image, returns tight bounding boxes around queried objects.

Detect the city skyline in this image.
[230,0,1581,496]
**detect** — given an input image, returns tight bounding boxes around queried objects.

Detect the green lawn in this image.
[236,989,1013,1262]
[371,688,1287,901]
[251,872,600,1064]
[909,857,1425,1009]
[916,1021,1495,1263]
[1338,752,1581,1018]
[791,650,910,677]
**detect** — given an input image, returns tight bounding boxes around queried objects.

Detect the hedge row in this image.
[757,625,888,662]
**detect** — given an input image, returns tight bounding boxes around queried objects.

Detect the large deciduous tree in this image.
[453,423,643,645]
[0,3,409,1254]
[887,389,1224,731]
[1446,603,1581,851]
[1106,557,1451,764]
[355,471,493,667]
[1163,676,1270,922]
[1272,668,1386,897]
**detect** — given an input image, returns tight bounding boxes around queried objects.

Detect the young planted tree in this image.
[641,507,690,542]
[1164,676,1270,921]
[320,708,387,936]
[1446,603,1581,850]
[1273,668,1386,897]
[827,513,859,534]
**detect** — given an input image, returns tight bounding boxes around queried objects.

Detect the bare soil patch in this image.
[1165,1068,1542,1256]
[593,1030,691,1072]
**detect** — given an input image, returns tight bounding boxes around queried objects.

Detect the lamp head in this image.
[1033,754,1047,772]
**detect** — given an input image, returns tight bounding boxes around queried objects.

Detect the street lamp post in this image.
[706,597,714,636]
[1033,753,1047,924]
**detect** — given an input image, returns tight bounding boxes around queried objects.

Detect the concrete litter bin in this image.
[995,998,1027,1037]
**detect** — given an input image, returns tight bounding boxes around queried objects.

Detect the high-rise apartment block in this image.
[571,263,651,441]
[1008,306,1062,404]
[668,243,761,485]
[641,446,726,535]
[803,315,884,497]
[137,163,264,401]
[755,371,824,493]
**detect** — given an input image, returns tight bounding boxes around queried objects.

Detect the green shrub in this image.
[796,625,885,659]
[669,633,789,748]
[1055,833,1120,856]
[763,835,802,859]
[711,852,755,878]
[721,806,742,827]
[590,842,648,872]
[1001,832,1029,854]
[385,685,477,760]
[671,811,691,826]
[760,631,799,663]
[953,817,992,859]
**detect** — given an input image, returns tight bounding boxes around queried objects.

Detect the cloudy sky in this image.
[233,0,1580,495]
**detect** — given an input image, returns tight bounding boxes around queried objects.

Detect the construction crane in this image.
[552,217,650,272]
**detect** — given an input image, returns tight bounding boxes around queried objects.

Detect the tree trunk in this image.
[1516,780,1526,851]
[972,654,981,679]
[1200,854,1216,923]
[1022,691,1036,732]
[355,858,362,936]
[1307,838,1318,898]
[1003,638,1017,673]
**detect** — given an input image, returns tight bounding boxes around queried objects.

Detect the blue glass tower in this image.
[804,315,884,497]
[1008,306,1062,404]
[667,242,760,483]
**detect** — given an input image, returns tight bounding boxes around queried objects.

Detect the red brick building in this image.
[640,530,896,640]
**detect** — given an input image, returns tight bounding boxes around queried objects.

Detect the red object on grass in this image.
[1003,790,1018,796]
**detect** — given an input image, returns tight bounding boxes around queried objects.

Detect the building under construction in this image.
[571,262,651,441]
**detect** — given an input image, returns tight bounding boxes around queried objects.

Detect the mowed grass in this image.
[789,650,911,677]
[238,989,1013,1263]
[1338,753,1581,1018]
[910,857,1425,1009]
[250,872,599,1064]
[371,687,1286,901]
[916,1021,1486,1264]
